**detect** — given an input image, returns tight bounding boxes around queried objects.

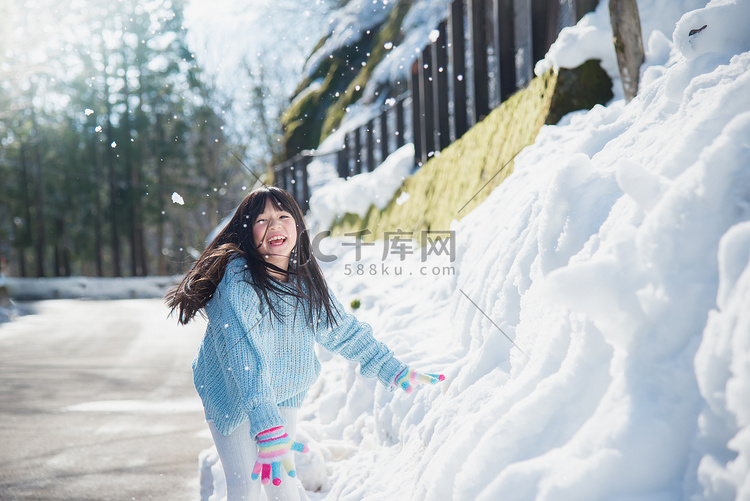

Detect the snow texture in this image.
[306,143,415,232]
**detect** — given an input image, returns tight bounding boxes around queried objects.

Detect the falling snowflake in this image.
[171,192,185,205]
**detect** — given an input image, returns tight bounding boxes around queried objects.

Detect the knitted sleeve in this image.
[208,259,285,437]
[315,286,405,389]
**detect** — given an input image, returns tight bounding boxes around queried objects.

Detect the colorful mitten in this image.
[251,426,308,486]
[395,367,445,393]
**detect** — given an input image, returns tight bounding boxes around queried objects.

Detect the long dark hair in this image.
[165,186,338,327]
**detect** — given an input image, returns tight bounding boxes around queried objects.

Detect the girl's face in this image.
[251,199,298,271]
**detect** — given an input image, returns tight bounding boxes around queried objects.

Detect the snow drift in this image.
[200,0,750,499]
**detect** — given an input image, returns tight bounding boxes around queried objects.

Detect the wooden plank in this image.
[396,98,406,148]
[449,0,468,140]
[494,0,516,102]
[366,119,375,172]
[576,0,598,21]
[468,0,490,121]
[515,0,533,87]
[432,20,451,151]
[300,156,311,212]
[337,141,349,178]
[410,60,423,166]
[353,128,362,175]
[379,110,389,161]
[418,48,436,164]
[610,0,644,102]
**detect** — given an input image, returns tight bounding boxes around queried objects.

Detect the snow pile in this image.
[4,276,180,301]
[306,143,415,232]
[290,0,750,499]
[200,1,750,499]
[535,0,709,100]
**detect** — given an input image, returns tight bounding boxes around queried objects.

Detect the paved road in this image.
[0,299,212,500]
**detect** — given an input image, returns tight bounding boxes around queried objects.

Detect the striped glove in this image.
[251,426,308,486]
[395,367,445,393]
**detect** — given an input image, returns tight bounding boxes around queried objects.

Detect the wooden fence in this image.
[274,0,599,210]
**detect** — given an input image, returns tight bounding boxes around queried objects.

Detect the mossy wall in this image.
[280,2,412,160]
[328,60,612,240]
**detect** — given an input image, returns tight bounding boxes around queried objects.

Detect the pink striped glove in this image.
[251,426,308,486]
[395,367,445,393]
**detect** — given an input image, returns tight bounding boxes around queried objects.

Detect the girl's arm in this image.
[315,286,406,389]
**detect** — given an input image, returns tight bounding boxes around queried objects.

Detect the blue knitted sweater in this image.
[192,257,405,437]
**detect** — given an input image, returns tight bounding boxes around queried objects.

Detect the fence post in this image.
[300,156,311,212]
[395,98,406,148]
[515,0,533,87]
[366,119,375,172]
[468,0,490,122]
[276,166,286,192]
[337,141,349,178]
[354,127,362,175]
[494,0,516,102]
[290,163,299,201]
[432,20,450,151]
[410,60,423,167]
[576,0,598,20]
[449,0,468,141]
[418,48,435,164]
[379,111,389,161]
[529,0,568,79]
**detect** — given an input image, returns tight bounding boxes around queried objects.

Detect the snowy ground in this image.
[199,0,750,500]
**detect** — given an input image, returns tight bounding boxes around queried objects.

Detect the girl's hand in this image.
[252,426,308,486]
[395,367,445,393]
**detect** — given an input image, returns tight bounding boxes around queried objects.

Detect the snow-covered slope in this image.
[197,0,750,499]
[290,1,750,500]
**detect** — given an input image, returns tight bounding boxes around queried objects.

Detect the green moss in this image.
[280,61,342,157]
[547,59,613,125]
[320,1,412,141]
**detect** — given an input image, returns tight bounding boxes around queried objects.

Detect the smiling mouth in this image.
[266,235,287,247]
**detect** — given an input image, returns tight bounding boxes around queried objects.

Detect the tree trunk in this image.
[155,114,168,276]
[103,44,122,277]
[18,143,33,278]
[610,0,644,102]
[30,111,46,278]
[120,52,138,277]
[135,73,148,276]
[92,134,104,277]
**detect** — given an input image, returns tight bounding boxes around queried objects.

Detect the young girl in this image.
[166,186,443,501]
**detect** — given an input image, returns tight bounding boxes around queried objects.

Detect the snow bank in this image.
[306,143,415,232]
[290,1,750,500]
[200,1,750,499]
[4,276,179,301]
[535,0,709,100]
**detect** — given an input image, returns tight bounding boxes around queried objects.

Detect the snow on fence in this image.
[273,0,599,210]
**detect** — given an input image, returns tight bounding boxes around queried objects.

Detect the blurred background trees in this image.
[0,0,253,277]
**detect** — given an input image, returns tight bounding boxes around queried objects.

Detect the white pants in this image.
[207,407,302,501]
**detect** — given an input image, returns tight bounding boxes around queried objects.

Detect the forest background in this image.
[0,0,329,278]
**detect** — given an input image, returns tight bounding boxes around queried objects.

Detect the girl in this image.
[166,186,443,501]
